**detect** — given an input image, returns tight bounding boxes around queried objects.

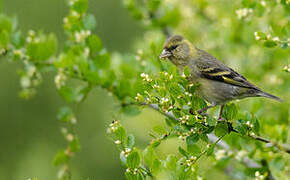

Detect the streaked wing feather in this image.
[195,49,259,90]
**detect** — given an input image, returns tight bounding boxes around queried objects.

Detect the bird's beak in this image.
[159,49,172,59]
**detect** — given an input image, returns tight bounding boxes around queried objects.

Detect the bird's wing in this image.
[195,49,259,90]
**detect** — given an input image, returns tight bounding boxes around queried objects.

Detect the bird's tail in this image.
[257,91,282,102]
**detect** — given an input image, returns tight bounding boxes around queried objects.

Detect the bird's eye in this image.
[168,45,178,51]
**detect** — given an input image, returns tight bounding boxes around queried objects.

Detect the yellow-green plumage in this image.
[159,35,281,117]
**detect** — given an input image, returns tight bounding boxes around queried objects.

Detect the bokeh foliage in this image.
[0,0,289,179]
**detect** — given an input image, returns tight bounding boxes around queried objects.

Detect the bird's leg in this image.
[197,103,216,116]
[218,105,224,121]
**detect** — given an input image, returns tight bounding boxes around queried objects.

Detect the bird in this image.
[159,35,282,120]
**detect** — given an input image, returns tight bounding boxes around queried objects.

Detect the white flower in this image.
[141,61,146,66]
[160,97,169,104]
[215,149,226,160]
[20,76,31,88]
[197,176,203,180]
[69,0,75,6]
[55,70,67,89]
[75,30,91,43]
[236,8,253,19]
[115,140,121,144]
[72,10,80,18]
[153,84,160,89]
[26,36,32,43]
[140,73,152,82]
[13,49,24,58]
[34,37,40,43]
[61,128,68,134]
[190,156,196,160]
[63,17,68,24]
[135,93,142,101]
[283,65,290,72]
[255,171,264,180]
[28,30,35,37]
[236,150,247,161]
[261,0,266,6]
[71,116,77,124]
[246,121,254,128]
[66,134,74,141]
[272,36,280,41]
[254,32,261,40]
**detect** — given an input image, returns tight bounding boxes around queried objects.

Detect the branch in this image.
[146,103,262,169]
[226,126,290,154]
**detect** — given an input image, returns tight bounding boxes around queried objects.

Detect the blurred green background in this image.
[0,0,144,179]
[0,0,289,179]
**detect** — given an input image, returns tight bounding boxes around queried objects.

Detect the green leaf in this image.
[57,106,73,122]
[222,103,238,120]
[120,152,127,165]
[152,125,167,135]
[86,34,102,54]
[83,14,96,30]
[127,150,141,168]
[264,40,277,48]
[255,32,266,40]
[183,66,190,76]
[187,144,201,156]
[115,126,126,142]
[122,105,141,116]
[148,0,161,11]
[199,133,208,143]
[11,31,25,48]
[206,145,215,156]
[53,150,69,166]
[186,134,199,146]
[214,123,228,137]
[0,14,12,32]
[151,140,161,148]
[54,52,75,68]
[0,30,9,48]
[207,117,217,126]
[143,147,155,167]
[126,134,135,148]
[157,6,181,27]
[178,147,189,158]
[165,117,177,127]
[94,51,111,69]
[72,0,88,14]
[235,120,248,135]
[253,117,260,134]
[191,95,207,110]
[69,138,80,152]
[269,156,285,171]
[58,85,90,103]
[165,155,177,170]
[27,33,57,61]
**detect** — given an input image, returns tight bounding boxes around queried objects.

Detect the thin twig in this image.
[145,103,263,169]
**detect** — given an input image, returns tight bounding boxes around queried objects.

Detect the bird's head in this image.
[159,35,194,66]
